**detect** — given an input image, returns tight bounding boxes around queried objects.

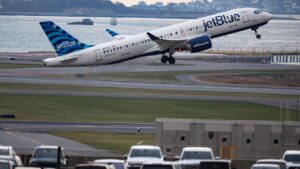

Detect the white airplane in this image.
[41,8,272,67]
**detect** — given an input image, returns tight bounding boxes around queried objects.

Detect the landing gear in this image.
[160,53,176,64]
[161,54,168,64]
[252,27,261,39]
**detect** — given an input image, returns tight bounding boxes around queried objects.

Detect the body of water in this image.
[0,15,299,53]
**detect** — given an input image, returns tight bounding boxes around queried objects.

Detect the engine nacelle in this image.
[187,35,212,53]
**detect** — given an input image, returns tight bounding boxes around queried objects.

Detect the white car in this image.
[251,164,281,169]
[94,159,125,169]
[0,160,14,169]
[75,164,116,169]
[29,146,67,168]
[141,161,182,169]
[178,147,214,167]
[125,145,164,169]
[256,159,287,169]
[283,150,300,169]
[0,146,23,167]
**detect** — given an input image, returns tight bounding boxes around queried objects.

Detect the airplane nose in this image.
[264,12,273,21]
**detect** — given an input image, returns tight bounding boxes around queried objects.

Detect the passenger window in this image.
[190,28,192,31]
[196,26,199,29]
[170,33,172,36]
[175,32,178,35]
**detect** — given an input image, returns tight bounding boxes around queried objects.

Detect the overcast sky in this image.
[112,0,213,6]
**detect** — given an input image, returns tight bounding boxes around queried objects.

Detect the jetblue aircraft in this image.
[41,8,272,67]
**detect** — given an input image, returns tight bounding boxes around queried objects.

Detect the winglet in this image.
[146,32,159,41]
[106,29,119,37]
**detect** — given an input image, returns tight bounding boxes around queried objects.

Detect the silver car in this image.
[0,146,23,167]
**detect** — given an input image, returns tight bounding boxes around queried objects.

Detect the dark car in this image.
[199,160,231,169]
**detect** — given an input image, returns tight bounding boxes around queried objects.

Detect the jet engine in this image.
[187,35,212,53]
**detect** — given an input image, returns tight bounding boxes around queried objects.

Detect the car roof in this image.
[0,146,11,150]
[34,145,61,149]
[94,159,124,163]
[143,161,179,165]
[131,145,161,150]
[252,164,280,167]
[256,159,286,163]
[284,150,300,154]
[182,147,212,152]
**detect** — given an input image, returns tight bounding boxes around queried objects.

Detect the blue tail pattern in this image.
[40,21,92,56]
[106,29,119,37]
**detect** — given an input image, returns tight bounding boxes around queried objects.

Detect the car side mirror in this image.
[124,154,128,160]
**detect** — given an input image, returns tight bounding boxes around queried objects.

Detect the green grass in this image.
[51,132,154,154]
[0,93,298,122]
[0,63,41,69]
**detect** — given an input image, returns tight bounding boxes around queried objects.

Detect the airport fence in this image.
[209,46,300,55]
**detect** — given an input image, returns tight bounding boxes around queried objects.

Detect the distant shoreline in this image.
[0,12,299,20]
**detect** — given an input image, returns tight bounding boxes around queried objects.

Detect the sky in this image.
[112,0,213,6]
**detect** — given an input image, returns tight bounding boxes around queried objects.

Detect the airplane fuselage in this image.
[43,8,272,67]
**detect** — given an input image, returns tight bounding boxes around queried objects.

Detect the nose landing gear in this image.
[252,27,261,39]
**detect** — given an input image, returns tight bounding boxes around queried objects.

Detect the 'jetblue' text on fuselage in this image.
[203,14,241,32]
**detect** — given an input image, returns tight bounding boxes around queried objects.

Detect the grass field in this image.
[51,132,154,154]
[0,63,41,69]
[0,93,299,122]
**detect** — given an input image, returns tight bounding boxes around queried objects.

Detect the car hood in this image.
[179,160,209,165]
[0,156,13,160]
[286,162,300,167]
[31,158,65,163]
[127,157,163,164]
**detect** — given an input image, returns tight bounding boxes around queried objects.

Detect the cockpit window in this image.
[254,9,263,14]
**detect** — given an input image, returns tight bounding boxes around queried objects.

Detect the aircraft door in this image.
[94,49,102,61]
[242,11,250,23]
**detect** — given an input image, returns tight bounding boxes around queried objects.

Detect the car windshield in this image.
[130,149,161,158]
[0,163,10,169]
[0,149,10,156]
[284,154,300,163]
[34,148,64,159]
[143,165,173,169]
[199,162,230,169]
[182,151,213,160]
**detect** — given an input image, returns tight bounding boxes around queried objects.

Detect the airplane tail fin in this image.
[106,29,119,37]
[39,21,92,56]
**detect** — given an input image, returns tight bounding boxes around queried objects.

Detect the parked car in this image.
[125,145,164,169]
[75,164,115,169]
[0,160,14,169]
[283,150,300,169]
[251,164,281,169]
[94,159,125,169]
[141,161,182,169]
[29,146,67,168]
[199,160,231,169]
[0,146,23,167]
[178,147,214,169]
[256,159,287,169]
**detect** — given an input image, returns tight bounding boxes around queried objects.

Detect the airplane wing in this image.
[147,32,198,53]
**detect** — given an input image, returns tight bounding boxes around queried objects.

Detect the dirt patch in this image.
[193,73,300,87]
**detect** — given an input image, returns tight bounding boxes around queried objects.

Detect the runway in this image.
[0,76,299,95]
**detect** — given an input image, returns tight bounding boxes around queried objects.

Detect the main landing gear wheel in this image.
[161,55,168,64]
[160,54,176,64]
[168,56,175,64]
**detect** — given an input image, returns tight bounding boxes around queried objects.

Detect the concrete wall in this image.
[156,118,300,161]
